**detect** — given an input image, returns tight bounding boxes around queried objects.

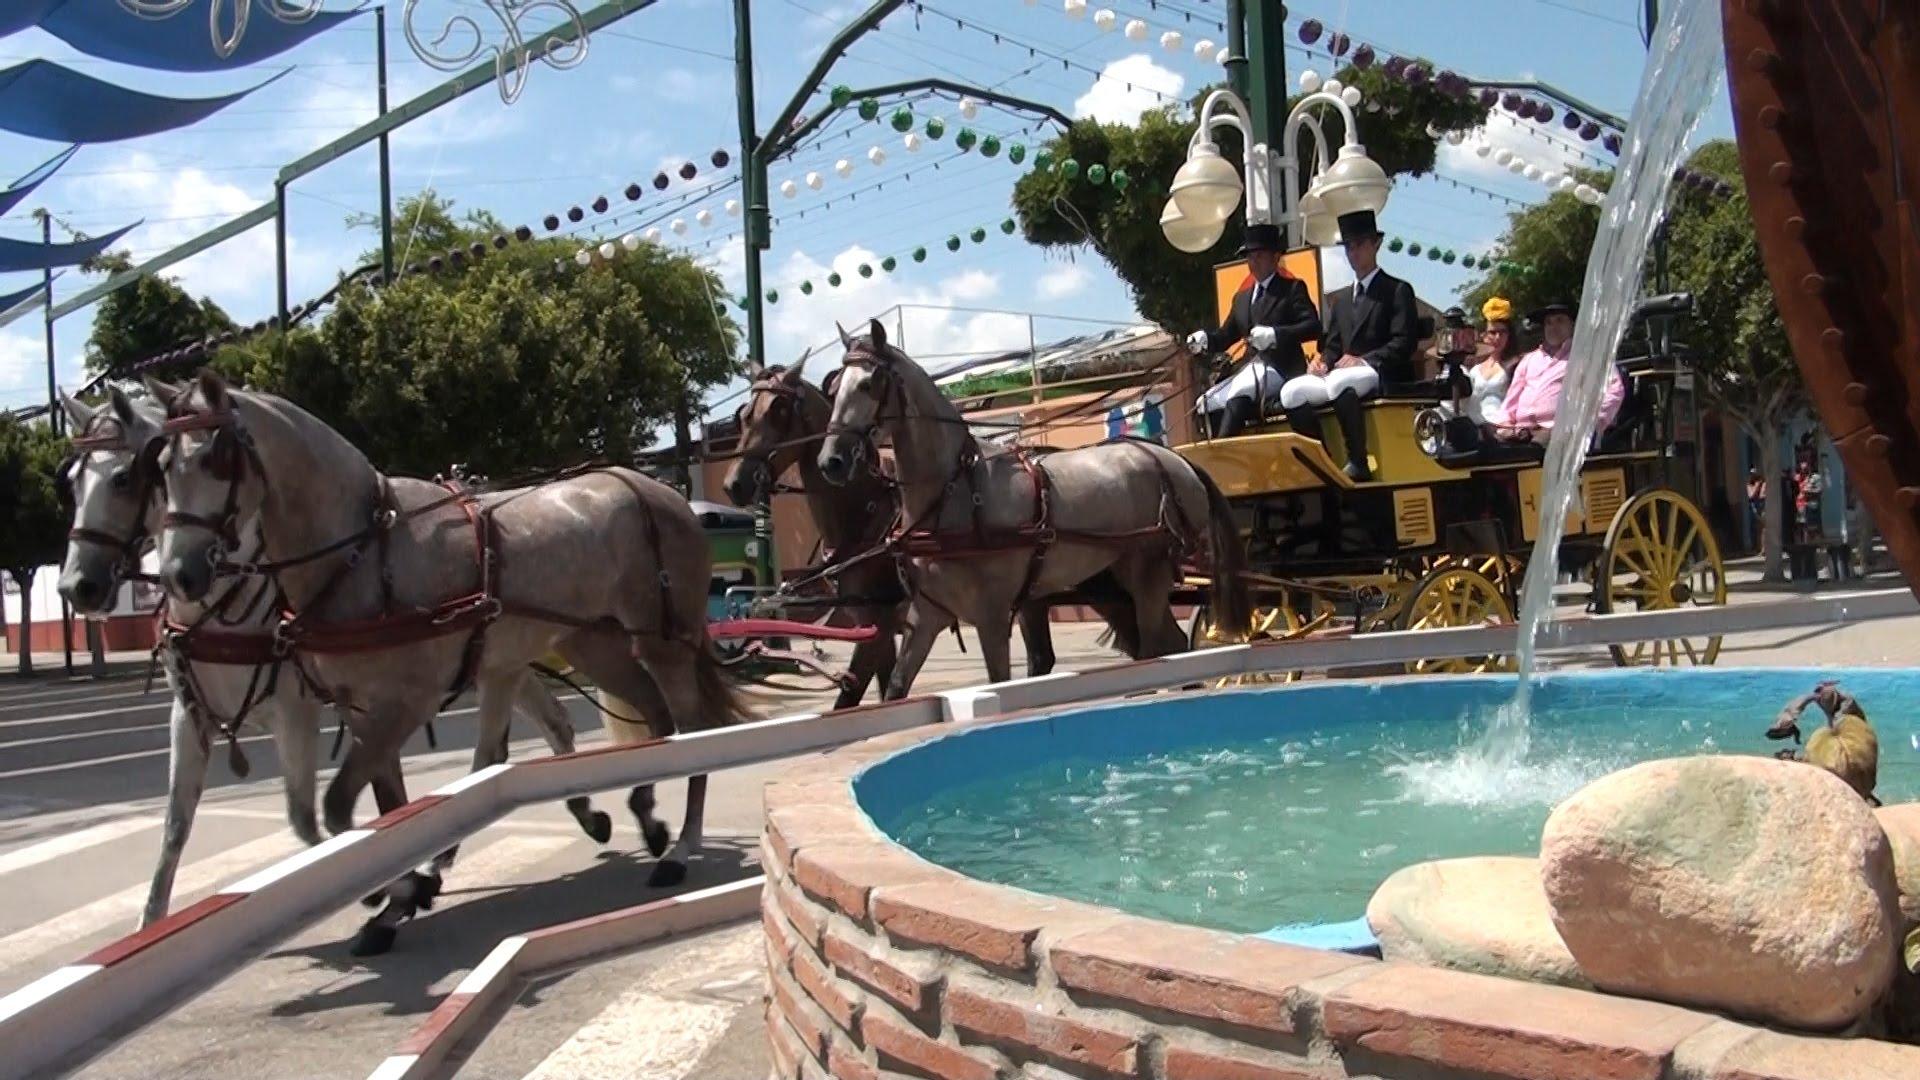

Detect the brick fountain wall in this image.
[761,724,1920,1080]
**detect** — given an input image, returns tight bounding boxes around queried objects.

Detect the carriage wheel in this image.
[1188,600,1309,684]
[1595,488,1726,667]
[1400,566,1517,675]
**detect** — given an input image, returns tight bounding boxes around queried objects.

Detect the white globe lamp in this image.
[1160,198,1224,254]
[1168,140,1243,226]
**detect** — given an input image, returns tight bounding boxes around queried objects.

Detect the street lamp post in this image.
[1162,83,1390,253]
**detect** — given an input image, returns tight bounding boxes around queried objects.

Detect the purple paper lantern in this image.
[592,195,609,214]
[653,173,670,190]
[1604,132,1623,153]
[1562,111,1582,130]
[1352,44,1375,68]
[1580,121,1602,141]
[1478,87,1497,107]
[1329,33,1350,56]
[1299,19,1323,44]
[679,161,697,180]
[1502,92,1523,111]
[711,149,730,168]
[1404,63,1429,86]
[1384,55,1407,79]
[1536,104,1555,123]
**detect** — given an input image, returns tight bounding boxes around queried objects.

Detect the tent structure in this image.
[0,146,77,216]
[0,1,365,72]
[0,60,289,144]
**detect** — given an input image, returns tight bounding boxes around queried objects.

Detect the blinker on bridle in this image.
[63,417,163,568]
[158,409,253,553]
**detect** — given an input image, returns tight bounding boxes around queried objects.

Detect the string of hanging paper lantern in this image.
[1438,127,1608,205]
[1025,0,1233,66]
[770,94,1051,207]
[1376,234,1523,274]
[915,2,1190,105]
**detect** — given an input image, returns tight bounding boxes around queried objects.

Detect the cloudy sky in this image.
[0,0,1733,433]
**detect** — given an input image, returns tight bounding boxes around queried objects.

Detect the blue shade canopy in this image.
[34,2,366,73]
[0,2,54,38]
[0,278,46,316]
[0,145,78,217]
[0,61,287,144]
[0,221,141,273]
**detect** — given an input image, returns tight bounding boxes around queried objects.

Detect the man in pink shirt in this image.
[1493,299,1625,444]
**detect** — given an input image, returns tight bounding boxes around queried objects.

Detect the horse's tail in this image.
[695,631,754,727]
[1194,464,1251,642]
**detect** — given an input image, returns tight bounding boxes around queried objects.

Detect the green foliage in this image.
[348,190,507,268]
[1012,68,1487,331]
[83,252,237,376]
[0,415,69,671]
[204,192,740,478]
[1457,166,1613,318]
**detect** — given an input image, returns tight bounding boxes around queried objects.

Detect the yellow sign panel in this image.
[1212,247,1324,363]
[1393,487,1438,548]
[1517,466,1627,542]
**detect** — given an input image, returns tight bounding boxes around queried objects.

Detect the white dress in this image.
[1438,359,1510,426]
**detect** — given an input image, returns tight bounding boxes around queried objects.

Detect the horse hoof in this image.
[350,922,397,957]
[360,891,385,909]
[642,820,671,858]
[648,859,688,888]
[410,871,443,912]
[585,811,613,845]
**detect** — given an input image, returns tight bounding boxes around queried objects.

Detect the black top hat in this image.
[1528,299,1577,322]
[1336,209,1384,244]
[1236,222,1283,255]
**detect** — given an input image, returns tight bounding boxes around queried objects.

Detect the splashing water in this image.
[1438,0,1729,785]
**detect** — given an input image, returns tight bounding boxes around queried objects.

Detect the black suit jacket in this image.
[1320,269,1419,385]
[1203,275,1322,382]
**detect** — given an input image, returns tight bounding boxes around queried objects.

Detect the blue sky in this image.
[0,0,1733,431]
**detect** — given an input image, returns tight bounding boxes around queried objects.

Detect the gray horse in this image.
[816,319,1249,697]
[150,372,746,954]
[56,386,614,932]
[722,353,1142,704]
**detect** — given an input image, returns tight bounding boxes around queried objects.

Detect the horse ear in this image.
[786,347,812,384]
[836,321,852,349]
[869,318,889,353]
[142,375,182,409]
[58,387,96,430]
[747,353,765,377]
[107,384,138,426]
[196,368,230,411]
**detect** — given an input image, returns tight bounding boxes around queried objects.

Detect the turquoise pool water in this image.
[858,669,1920,935]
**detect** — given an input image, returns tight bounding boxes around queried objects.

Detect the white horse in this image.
[150,372,747,954]
[56,387,616,933]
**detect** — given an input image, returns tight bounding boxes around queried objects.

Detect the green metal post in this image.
[734,0,765,370]
[1244,2,1288,176]
[1223,0,1248,102]
[376,5,394,284]
[274,181,288,325]
[37,210,54,435]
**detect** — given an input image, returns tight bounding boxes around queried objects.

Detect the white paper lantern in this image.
[780,179,798,198]
[1523,164,1543,181]
[805,171,823,190]
[1322,77,1343,97]
[1493,148,1513,166]
[670,218,687,234]
[1574,183,1599,203]
[1557,175,1578,193]
[1475,143,1493,158]
[1193,39,1215,60]
[1507,156,1527,173]
[903,132,922,153]
[724,198,741,216]
[1215,46,1229,65]
[1092,9,1116,32]
[1123,18,1147,40]
[834,158,853,178]
[598,240,616,259]
[1445,130,1465,146]
[1160,30,1183,52]
[867,146,886,166]
[1425,123,1441,138]
[1298,70,1322,93]
[620,232,640,251]
[696,209,713,227]
[1064,0,1086,19]
[959,97,978,119]
[1341,85,1363,107]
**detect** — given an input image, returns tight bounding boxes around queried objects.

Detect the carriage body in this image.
[1174,384,1727,672]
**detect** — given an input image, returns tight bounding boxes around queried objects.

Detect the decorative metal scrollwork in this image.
[116,0,323,60]
[402,0,589,105]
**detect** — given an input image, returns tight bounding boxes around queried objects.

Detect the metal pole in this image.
[376,5,395,285]
[1028,314,1039,406]
[274,182,289,325]
[37,210,55,435]
[1244,2,1289,236]
[733,0,765,370]
[1223,0,1249,102]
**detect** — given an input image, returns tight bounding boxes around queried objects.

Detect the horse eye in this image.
[109,467,132,491]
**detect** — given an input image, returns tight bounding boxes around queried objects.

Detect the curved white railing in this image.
[1,586,1913,1078]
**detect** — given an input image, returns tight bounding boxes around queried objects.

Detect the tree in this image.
[0,416,71,674]
[1012,67,1489,331]
[1457,166,1613,319]
[206,191,741,478]
[83,252,237,376]
[346,190,508,269]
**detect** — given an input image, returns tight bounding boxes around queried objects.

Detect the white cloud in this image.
[656,68,703,104]
[0,327,43,398]
[1037,263,1091,300]
[1073,54,1185,125]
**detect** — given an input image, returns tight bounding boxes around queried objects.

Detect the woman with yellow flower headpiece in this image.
[1437,296,1523,433]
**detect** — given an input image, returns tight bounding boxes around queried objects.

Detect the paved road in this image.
[2,575,1915,1079]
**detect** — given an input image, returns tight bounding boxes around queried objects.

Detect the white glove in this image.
[1185,330,1210,355]
[1248,325,1279,351]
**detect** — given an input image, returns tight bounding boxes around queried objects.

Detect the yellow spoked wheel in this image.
[1595,488,1726,667]
[1400,566,1517,675]
[1188,600,1327,685]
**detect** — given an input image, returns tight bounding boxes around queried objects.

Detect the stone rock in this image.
[1875,803,1920,928]
[1540,755,1901,1031]
[1366,856,1589,988]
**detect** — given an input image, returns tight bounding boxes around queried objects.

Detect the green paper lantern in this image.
[858,263,873,278]
[766,289,779,303]
[1059,157,1080,179]
[1481,256,1495,270]
[1408,242,1423,256]
[857,97,879,121]
[1109,168,1129,191]
[955,127,977,151]
[890,108,914,132]
[912,246,927,262]
[1441,251,1457,265]
[881,256,897,272]
[1087,163,1108,186]
[925,117,946,139]
[1034,150,1052,170]
[1007,143,1026,164]
[829,85,852,107]
[1426,247,1441,260]
[738,295,750,308]
[1000,218,1016,235]
[713,302,728,316]
[946,234,962,251]
[970,227,986,244]
[1498,260,1518,274]
[800,280,813,295]
[828,272,842,287]
[1387,237,1404,253]
[979,135,1001,158]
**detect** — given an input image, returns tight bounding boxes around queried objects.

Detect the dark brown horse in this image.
[722,354,1139,706]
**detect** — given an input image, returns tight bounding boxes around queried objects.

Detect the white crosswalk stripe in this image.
[0,816,158,877]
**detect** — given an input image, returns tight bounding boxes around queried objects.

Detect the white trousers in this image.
[1278,364,1380,409]
[1196,360,1285,414]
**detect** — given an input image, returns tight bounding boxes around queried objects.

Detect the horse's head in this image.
[153,370,260,603]
[818,318,900,486]
[55,385,166,614]
[723,350,825,506]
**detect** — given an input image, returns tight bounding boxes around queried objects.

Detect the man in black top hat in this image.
[1278,209,1418,481]
[1186,222,1322,438]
